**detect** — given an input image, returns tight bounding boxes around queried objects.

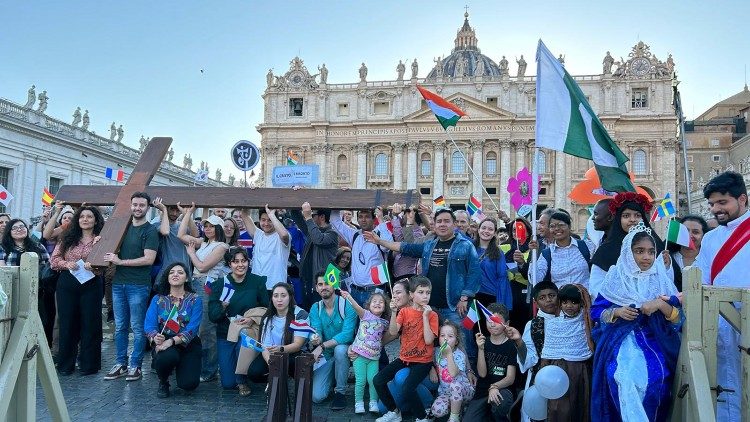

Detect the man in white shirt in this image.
[240,206,290,292]
[695,171,749,421]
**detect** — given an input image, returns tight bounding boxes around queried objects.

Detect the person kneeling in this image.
[145,263,203,398]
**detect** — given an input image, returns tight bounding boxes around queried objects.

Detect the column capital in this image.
[354,143,369,154]
[500,139,512,149]
[471,139,484,149]
[406,141,420,151]
[432,139,446,148]
[393,141,406,150]
[662,138,677,150]
[311,144,327,153]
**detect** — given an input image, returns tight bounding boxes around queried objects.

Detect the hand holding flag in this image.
[161,304,180,335]
[240,331,264,352]
[324,263,341,290]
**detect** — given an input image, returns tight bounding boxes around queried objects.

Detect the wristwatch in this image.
[280,346,285,353]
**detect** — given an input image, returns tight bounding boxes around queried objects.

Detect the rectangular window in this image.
[712,155,721,162]
[0,167,9,213]
[539,187,548,195]
[486,187,497,195]
[631,89,648,108]
[337,103,349,116]
[49,177,63,195]
[373,101,390,115]
[421,159,431,176]
[710,139,720,147]
[420,187,431,195]
[486,97,498,106]
[289,98,304,117]
[486,158,497,175]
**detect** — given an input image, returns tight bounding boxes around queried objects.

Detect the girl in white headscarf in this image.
[590,222,683,422]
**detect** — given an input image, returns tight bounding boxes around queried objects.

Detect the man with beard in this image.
[695,171,749,421]
[103,192,159,382]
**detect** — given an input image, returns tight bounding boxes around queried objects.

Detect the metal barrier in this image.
[0,253,69,421]
[671,266,750,421]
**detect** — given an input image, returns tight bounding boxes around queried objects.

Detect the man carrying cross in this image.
[695,171,749,421]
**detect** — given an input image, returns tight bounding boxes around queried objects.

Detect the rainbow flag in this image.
[41,187,55,206]
[416,85,466,129]
[287,150,299,166]
[433,195,446,207]
[651,193,676,222]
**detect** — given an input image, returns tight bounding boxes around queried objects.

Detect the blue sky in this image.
[2,0,747,180]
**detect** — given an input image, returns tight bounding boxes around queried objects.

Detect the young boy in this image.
[374,276,439,422]
[465,303,517,422]
[505,281,593,422]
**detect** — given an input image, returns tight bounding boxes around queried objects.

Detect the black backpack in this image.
[541,239,591,284]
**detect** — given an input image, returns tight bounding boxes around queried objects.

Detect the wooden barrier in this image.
[293,354,314,422]
[0,253,69,421]
[670,266,750,422]
[266,352,290,422]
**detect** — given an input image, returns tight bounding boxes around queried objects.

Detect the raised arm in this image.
[362,230,402,252]
[177,202,203,245]
[186,240,228,273]
[153,197,171,236]
[239,208,257,237]
[340,290,366,318]
[265,205,289,245]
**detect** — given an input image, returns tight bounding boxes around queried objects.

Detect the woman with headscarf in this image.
[667,215,708,291]
[590,223,682,421]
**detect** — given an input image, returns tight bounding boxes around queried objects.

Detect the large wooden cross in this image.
[55,137,421,266]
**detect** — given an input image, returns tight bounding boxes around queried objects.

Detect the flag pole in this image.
[528,148,540,304]
[443,128,503,214]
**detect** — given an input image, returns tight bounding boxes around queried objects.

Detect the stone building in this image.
[257,12,679,232]
[0,91,224,219]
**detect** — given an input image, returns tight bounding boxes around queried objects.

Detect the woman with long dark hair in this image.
[473,218,511,309]
[589,192,665,298]
[144,263,203,398]
[223,217,240,247]
[50,206,105,375]
[0,218,53,343]
[668,215,708,291]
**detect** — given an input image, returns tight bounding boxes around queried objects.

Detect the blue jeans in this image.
[435,306,477,360]
[192,277,218,378]
[377,367,438,414]
[112,284,151,368]
[217,339,247,389]
[312,344,350,403]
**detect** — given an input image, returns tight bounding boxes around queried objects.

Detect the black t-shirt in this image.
[427,237,455,308]
[475,338,518,398]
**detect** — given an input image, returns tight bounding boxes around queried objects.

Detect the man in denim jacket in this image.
[363,208,481,358]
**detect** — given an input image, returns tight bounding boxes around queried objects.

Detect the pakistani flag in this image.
[535,40,635,193]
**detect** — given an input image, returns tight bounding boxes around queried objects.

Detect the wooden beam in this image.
[55,186,422,210]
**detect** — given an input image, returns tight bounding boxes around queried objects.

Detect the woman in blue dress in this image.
[591,223,682,422]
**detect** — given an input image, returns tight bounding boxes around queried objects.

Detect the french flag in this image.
[105,167,125,182]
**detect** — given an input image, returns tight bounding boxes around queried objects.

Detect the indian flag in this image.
[666,219,695,249]
[416,85,466,129]
[462,299,480,330]
[287,150,299,166]
[370,262,390,286]
[535,40,635,193]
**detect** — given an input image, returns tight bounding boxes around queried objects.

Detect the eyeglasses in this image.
[10,226,27,232]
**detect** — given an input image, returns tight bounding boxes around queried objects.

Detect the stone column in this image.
[355,143,368,189]
[263,146,276,187]
[432,140,446,197]
[406,141,419,189]
[471,139,484,196]
[312,144,327,188]
[514,140,526,173]
[499,140,512,213]
[554,151,566,209]
[392,141,405,190]
[661,139,678,197]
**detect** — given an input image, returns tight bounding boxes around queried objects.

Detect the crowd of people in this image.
[0,170,746,422]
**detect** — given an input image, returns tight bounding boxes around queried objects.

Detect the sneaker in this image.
[447,415,460,422]
[103,364,127,380]
[375,410,402,422]
[331,392,346,411]
[199,372,217,383]
[125,367,142,381]
[354,402,365,414]
[415,418,432,422]
[157,381,170,398]
[369,400,379,413]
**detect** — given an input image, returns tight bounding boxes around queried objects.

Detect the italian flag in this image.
[666,219,695,249]
[370,262,390,286]
[462,299,480,330]
[417,85,466,129]
[535,40,635,193]
[163,304,180,333]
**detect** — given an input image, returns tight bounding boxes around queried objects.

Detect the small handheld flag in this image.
[666,220,695,249]
[0,184,13,207]
[289,320,316,337]
[439,340,449,355]
[370,262,390,286]
[219,281,235,302]
[416,85,466,129]
[161,304,180,334]
[514,221,528,245]
[466,194,482,216]
[104,167,125,182]
[433,195,446,207]
[240,332,264,352]
[41,187,55,206]
[324,263,341,289]
[476,301,504,325]
[651,193,676,222]
[462,299,480,330]
[287,150,299,166]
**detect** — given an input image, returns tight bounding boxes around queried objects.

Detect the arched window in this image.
[337,154,348,176]
[633,149,647,175]
[375,153,388,176]
[451,150,465,173]
[536,150,547,173]
[421,152,432,176]
[485,151,497,175]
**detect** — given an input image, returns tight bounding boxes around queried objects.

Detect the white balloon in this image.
[522,385,548,420]
[535,365,570,400]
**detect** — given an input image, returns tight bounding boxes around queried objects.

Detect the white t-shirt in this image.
[251,229,290,290]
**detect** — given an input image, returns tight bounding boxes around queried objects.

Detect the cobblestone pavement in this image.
[35,331,401,421]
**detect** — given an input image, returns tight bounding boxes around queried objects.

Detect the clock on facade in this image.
[631,57,651,76]
[289,71,305,88]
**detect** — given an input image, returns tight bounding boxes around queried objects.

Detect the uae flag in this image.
[462,299,480,330]
[666,220,695,249]
[163,304,180,333]
[535,40,635,193]
[370,262,390,286]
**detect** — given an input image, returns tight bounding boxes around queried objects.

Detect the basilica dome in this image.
[426,12,502,79]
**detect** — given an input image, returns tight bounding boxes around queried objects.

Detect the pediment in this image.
[403,93,516,122]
